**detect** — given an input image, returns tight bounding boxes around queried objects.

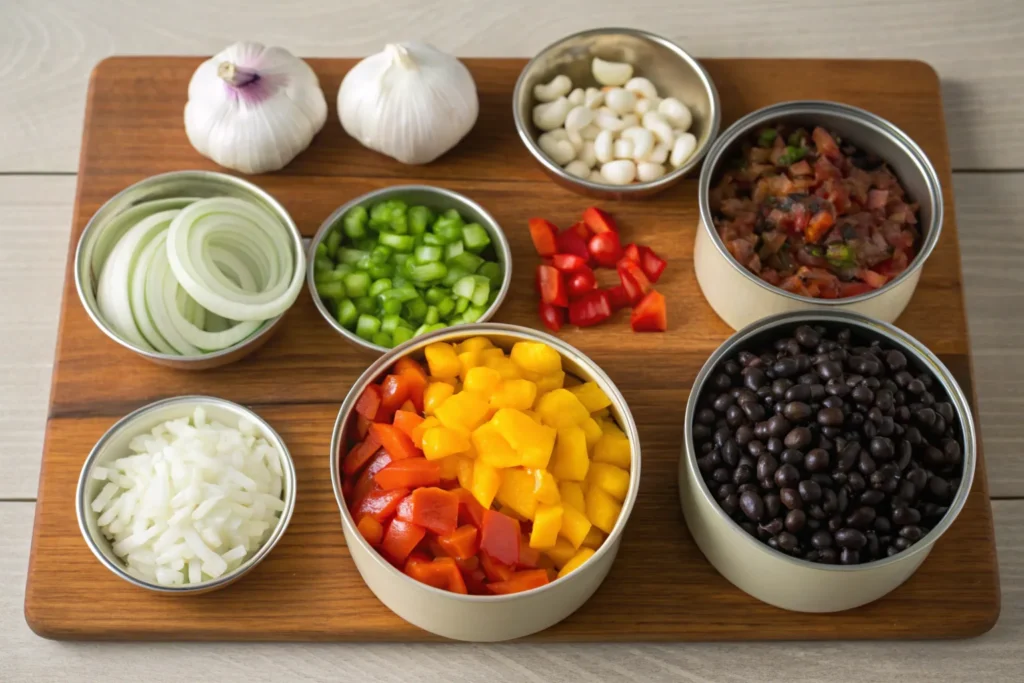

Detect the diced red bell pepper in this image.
[392,410,424,441]
[438,524,480,560]
[528,218,559,257]
[582,207,618,234]
[617,258,652,303]
[354,487,409,523]
[859,268,889,289]
[622,242,641,262]
[588,231,623,268]
[342,430,382,477]
[486,569,551,595]
[536,264,568,307]
[357,515,384,547]
[394,356,428,412]
[566,267,597,298]
[479,509,520,566]
[355,415,373,440]
[480,552,515,583]
[839,281,874,297]
[348,448,392,506]
[812,126,842,162]
[630,290,668,332]
[605,285,632,311]
[370,422,422,461]
[637,245,667,283]
[555,229,591,261]
[464,568,489,595]
[379,374,412,414]
[381,518,427,565]
[568,289,612,327]
[538,301,564,332]
[550,253,589,272]
[805,211,835,243]
[395,487,459,536]
[355,384,383,421]
[517,538,541,569]
[454,488,487,528]
[568,220,592,240]
[374,458,441,490]
[434,557,468,594]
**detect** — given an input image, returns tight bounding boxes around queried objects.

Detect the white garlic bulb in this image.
[338,43,479,165]
[184,42,328,174]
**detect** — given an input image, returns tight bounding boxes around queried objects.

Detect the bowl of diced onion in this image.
[76,395,296,593]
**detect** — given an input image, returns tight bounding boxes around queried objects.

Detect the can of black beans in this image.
[678,310,976,612]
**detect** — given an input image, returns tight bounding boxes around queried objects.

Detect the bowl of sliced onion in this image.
[75,170,306,369]
[76,395,296,593]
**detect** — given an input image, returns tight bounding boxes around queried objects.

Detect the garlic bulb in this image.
[338,43,478,165]
[184,42,328,174]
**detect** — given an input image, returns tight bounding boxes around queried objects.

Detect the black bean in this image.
[716,483,737,500]
[733,465,754,485]
[835,528,867,550]
[783,401,813,422]
[784,427,812,450]
[798,480,822,502]
[819,548,839,564]
[742,401,767,422]
[935,402,955,423]
[747,440,767,457]
[744,367,767,391]
[711,372,733,390]
[714,427,732,447]
[771,379,792,398]
[851,384,875,404]
[784,384,811,402]
[738,454,756,469]
[739,491,765,521]
[943,440,962,466]
[858,450,877,476]
[775,464,801,489]
[780,449,804,467]
[859,489,884,506]
[764,493,782,519]
[720,494,739,515]
[767,437,784,455]
[836,487,849,513]
[898,480,916,502]
[907,378,926,395]
[713,394,734,413]
[899,525,924,542]
[795,325,821,348]
[693,424,712,441]
[738,482,759,494]
[835,443,859,474]
[923,446,945,469]
[767,415,791,438]
[808,530,832,549]
[822,396,844,410]
[821,487,838,513]
[927,476,952,502]
[846,506,876,529]
[723,359,742,376]
[726,404,744,427]
[816,360,843,380]
[761,518,784,535]
[784,509,806,534]
[892,536,911,552]
[696,408,716,425]
[847,471,867,492]
[712,467,732,484]
[892,506,921,526]
[804,448,830,472]
[756,454,778,482]
[776,531,799,552]
[869,436,894,461]
[817,407,844,427]
[780,488,802,510]
[734,425,754,446]
[721,440,740,467]
[773,358,800,378]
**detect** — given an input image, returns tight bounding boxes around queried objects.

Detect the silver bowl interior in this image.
[684,310,976,573]
[698,101,943,306]
[329,323,642,601]
[77,396,297,593]
[514,28,720,193]
[75,170,302,365]
[307,185,513,354]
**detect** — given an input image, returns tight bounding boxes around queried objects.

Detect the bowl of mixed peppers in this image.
[330,323,640,641]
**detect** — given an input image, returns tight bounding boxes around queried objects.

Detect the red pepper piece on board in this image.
[568,289,612,327]
[582,207,618,234]
[528,218,559,256]
[536,264,568,307]
[630,290,668,332]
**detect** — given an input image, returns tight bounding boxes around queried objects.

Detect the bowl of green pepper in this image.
[308,185,513,353]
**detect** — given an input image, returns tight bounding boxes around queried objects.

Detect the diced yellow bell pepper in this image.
[438,455,460,481]
[410,416,441,449]
[457,350,483,381]
[435,391,490,432]
[484,355,522,380]
[550,426,589,481]
[472,422,521,468]
[558,481,585,512]
[529,504,563,549]
[533,371,566,394]
[536,389,590,428]
[510,341,562,376]
[496,467,537,519]
[489,379,537,411]
[433,376,458,388]
[471,460,500,508]
[423,381,455,415]
[456,457,474,490]
[480,347,505,361]
[544,538,578,569]
[597,418,625,439]
[592,407,610,420]
[593,433,631,470]
[458,336,493,353]
[588,462,630,501]
[424,342,460,378]
[580,417,603,448]
[421,426,471,461]
[490,408,556,469]
[532,469,560,505]
[569,382,612,413]
[586,486,622,534]
[559,503,592,548]
[463,366,502,394]
[581,527,604,549]
[558,547,596,578]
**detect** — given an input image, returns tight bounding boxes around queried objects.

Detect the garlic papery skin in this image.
[185,42,328,174]
[338,42,479,165]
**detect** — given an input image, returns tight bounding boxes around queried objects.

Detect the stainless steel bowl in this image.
[330,323,641,641]
[695,101,944,330]
[75,170,303,369]
[76,395,297,594]
[308,185,513,355]
[679,311,976,612]
[513,27,720,199]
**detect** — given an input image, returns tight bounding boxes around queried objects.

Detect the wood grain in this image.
[2,0,1023,173]
[24,57,1000,641]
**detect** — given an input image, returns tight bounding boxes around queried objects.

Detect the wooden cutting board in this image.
[25,57,1000,641]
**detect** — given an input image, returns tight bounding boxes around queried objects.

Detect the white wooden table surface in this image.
[1,1,1021,680]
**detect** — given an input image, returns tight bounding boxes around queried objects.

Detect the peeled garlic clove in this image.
[613,138,635,160]
[584,87,604,109]
[534,74,573,103]
[671,132,698,167]
[539,131,576,165]
[592,57,633,86]
[533,97,572,131]
[594,130,615,164]
[637,162,667,182]
[624,77,658,100]
[604,88,637,115]
[649,142,671,164]
[568,87,585,106]
[600,160,637,185]
[659,97,693,131]
[565,105,595,133]
[595,109,626,133]
[635,96,662,116]
[579,124,601,141]
[621,126,655,161]
[642,111,675,146]
[564,160,592,178]
[621,113,640,129]
[588,170,605,182]
[579,141,598,168]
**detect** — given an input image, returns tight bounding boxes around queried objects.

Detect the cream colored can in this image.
[694,101,943,331]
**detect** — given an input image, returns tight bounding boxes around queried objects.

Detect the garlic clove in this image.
[600,160,637,185]
[592,57,634,87]
[637,162,667,182]
[659,97,693,132]
[185,42,328,174]
[624,77,659,100]
[533,97,572,131]
[604,87,637,115]
[671,133,698,167]
[564,160,592,178]
[534,74,573,103]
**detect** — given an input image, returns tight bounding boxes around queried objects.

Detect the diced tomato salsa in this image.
[709,124,920,299]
